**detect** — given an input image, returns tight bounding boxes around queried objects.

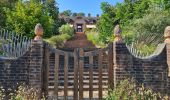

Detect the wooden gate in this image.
[43,45,113,100]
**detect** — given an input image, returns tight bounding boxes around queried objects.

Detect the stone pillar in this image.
[29,23,44,98]
[113,25,133,87]
[114,25,122,43]
[164,26,170,95]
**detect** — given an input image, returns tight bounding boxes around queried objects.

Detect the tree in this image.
[97,0,156,43]
[77,12,85,17]
[61,10,72,16]
[5,0,54,38]
[72,13,77,17]
[45,0,61,35]
[97,2,116,43]
[0,0,18,27]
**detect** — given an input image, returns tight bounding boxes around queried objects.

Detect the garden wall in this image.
[113,42,170,95]
[0,40,170,97]
[0,40,44,96]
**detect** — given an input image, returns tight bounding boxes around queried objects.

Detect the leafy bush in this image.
[105,79,169,100]
[123,7,169,55]
[5,0,54,38]
[0,85,45,100]
[45,24,74,48]
[59,24,74,37]
[45,34,71,48]
[86,30,105,48]
[97,1,170,55]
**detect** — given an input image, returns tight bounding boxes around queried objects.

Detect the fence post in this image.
[164,26,170,95]
[113,25,133,88]
[29,24,44,99]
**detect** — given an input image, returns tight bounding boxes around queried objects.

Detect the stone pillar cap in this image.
[164,26,170,43]
[114,25,122,43]
[34,23,43,41]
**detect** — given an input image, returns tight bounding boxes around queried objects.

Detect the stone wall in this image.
[0,40,170,97]
[0,40,44,97]
[113,42,170,95]
[0,52,30,91]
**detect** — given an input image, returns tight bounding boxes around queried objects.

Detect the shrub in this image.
[123,7,169,55]
[45,34,71,48]
[10,85,41,100]
[0,85,45,100]
[5,0,54,38]
[45,24,74,48]
[105,79,169,100]
[59,24,74,37]
[86,30,105,48]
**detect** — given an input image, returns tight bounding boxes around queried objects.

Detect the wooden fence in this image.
[43,44,113,100]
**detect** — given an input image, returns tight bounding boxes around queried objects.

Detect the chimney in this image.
[96,14,99,17]
[88,13,91,17]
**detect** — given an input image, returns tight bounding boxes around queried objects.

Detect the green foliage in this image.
[60,10,85,17]
[0,0,18,27]
[77,12,85,17]
[5,0,55,38]
[61,10,72,16]
[45,24,74,48]
[123,7,169,55]
[59,24,74,37]
[97,0,170,54]
[86,30,105,48]
[105,79,169,100]
[45,34,71,48]
[0,85,45,100]
[97,1,153,44]
[45,0,61,35]
[72,13,77,17]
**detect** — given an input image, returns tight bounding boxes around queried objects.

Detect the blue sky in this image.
[57,0,124,16]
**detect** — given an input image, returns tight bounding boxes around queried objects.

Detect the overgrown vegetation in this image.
[94,0,170,55]
[105,79,169,100]
[45,24,74,48]
[0,85,45,100]
[0,0,64,38]
[86,29,106,48]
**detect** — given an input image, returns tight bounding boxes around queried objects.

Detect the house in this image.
[59,14,99,33]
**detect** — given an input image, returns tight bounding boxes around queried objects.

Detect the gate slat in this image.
[64,53,68,100]
[89,55,93,100]
[99,50,103,100]
[79,48,84,100]
[54,53,59,97]
[73,49,78,100]
[108,44,114,89]
[44,46,50,96]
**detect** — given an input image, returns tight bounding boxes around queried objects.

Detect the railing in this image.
[0,29,31,59]
[126,43,166,59]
